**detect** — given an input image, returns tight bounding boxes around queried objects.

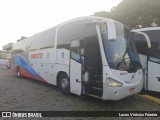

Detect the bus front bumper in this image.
[102,80,143,100]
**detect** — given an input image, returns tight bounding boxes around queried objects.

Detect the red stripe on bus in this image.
[20,67,47,83]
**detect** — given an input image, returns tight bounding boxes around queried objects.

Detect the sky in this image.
[0,0,122,50]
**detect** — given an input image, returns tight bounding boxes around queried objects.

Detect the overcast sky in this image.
[0,0,122,50]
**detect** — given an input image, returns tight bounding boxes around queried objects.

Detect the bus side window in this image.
[148,44,160,63]
[71,52,81,63]
[70,40,81,63]
[57,20,87,50]
[133,34,148,55]
[70,39,84,64]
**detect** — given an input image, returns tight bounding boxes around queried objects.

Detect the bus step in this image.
[93,81,103,88]
[86,93,101,99]
[95,80,103,83]
[93,75,102,80]
[92,87,103,91]
[93,75,102,77]
[89,85,103,97]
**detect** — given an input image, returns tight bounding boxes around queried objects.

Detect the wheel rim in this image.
[61,78,69,89]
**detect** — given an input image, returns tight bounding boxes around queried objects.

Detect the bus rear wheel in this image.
[58,73,70,95]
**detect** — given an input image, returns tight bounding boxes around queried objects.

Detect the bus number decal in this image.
[120,73,127,75]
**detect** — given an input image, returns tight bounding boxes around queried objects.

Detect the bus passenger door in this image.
[70,39,83,95]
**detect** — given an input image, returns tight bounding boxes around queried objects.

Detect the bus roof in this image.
[132,27,160,32]
[58,16,112,27]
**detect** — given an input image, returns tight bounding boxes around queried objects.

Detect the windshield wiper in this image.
[115,60,122,69]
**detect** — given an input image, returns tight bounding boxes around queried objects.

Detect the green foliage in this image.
[94,0,160,29]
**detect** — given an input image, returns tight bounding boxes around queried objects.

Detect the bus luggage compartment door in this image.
[148,60,160,92]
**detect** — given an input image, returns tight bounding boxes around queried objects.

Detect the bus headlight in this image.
[107,78,123,87]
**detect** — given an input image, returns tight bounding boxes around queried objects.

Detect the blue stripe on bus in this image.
[15,55,41,80]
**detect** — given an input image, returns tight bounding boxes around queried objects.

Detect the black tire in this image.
[58,73,70,95]
[17,67,22,78]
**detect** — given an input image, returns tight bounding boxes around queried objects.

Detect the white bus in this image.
[132,27,160,92]
[11,16,143,100]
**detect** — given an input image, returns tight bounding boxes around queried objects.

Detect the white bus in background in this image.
[0,59,10,68]
[132,27,160,92]
[11,16,143,100]
[0,59,7,66]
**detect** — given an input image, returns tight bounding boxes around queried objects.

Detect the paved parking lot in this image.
[0,67,159,120]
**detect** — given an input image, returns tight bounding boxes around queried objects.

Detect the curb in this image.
[138,94,160,105]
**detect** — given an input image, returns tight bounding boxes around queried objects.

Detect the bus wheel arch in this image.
[57,71,70,95]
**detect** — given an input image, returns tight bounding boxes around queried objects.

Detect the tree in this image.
[94,0,160,29]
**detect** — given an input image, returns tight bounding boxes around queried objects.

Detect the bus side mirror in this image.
[132,31,151,48]
[106,19,117,41]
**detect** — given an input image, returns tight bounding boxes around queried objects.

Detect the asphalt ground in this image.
[0,66,159,120]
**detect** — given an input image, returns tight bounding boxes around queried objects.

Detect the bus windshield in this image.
[101,22,141,72]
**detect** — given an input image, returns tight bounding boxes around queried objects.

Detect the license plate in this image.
[129,88,135,93]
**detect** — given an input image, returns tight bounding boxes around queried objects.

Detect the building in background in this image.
[0,50,11,68]
[0,43,13,68]
[3,43,14,51]
[0,50,11,60]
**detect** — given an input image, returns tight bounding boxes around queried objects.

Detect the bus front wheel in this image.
[58,73,70,95]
